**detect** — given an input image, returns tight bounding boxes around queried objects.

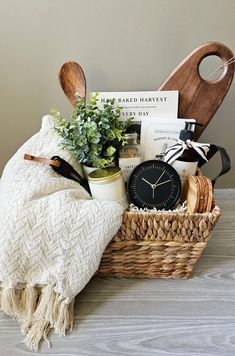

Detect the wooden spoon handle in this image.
[159,42,234,140]
[59,61,87,106]
[24,154,61,167]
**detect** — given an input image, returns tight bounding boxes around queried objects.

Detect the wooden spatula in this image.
[158,42,234,140]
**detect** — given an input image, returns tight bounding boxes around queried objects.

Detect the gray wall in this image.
[0,0,234,187]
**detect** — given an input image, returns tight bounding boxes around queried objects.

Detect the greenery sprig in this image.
[51,93,132,168]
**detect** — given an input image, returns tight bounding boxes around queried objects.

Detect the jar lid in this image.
[88,166,122,183]
[124,133,138,140]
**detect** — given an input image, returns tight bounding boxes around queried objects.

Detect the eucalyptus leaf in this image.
[52,93,133,168]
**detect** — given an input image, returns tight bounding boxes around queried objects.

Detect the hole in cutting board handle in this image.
[198,54,227,83]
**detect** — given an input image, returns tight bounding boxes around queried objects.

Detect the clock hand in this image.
[142,177,154,188]
[154,170,165,186]
[155,179,171,187]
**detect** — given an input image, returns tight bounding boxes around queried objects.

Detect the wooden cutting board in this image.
[59,42,234,140]
[158,42,234,140]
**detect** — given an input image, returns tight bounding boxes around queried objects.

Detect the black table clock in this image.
[127,160,181,210]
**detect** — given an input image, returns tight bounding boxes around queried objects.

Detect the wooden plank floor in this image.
[0,189,235,356]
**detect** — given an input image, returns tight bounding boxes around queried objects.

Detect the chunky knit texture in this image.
[0,116,123,350]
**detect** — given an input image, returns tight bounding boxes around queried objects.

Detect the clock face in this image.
[128,160,181,210]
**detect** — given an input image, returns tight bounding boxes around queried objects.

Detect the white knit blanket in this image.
[0,116,123,350]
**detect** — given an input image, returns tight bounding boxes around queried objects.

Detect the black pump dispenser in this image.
[179,121,202,141]
[177,122,203,163]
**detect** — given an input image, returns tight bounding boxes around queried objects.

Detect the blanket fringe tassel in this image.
[0,285,74,351]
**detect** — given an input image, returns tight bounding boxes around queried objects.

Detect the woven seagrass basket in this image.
[59,42,232,280]
[97,198,221,279]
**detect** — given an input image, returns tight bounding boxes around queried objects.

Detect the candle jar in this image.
[88,167,128,209]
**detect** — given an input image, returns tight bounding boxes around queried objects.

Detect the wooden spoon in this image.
[59,61,87,106]
[158,42,234,140]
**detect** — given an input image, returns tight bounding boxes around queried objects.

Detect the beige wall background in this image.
[0,0,234,187]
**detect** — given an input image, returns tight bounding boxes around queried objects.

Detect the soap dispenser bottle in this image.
[164,120,231,189]
[167,121,204,186]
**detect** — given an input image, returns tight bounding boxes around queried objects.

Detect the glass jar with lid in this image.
[119,133,141,158]
[119,133,142,182]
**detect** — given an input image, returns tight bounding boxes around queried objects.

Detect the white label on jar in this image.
[172,160,198,185]
[119,157,142,182]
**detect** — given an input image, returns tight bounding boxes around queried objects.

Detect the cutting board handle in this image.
[159,42,234,140]
[184,41,234,83]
